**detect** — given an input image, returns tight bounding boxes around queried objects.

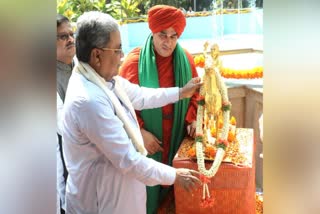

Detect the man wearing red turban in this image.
[119,5,199,214]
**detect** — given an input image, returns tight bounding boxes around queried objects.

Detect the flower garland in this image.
[194,54,263,79]
[194,43,231,206]
[195,68,230,178]
[220,66,263,79]
[195,82,230,177]
[187,116,236,160]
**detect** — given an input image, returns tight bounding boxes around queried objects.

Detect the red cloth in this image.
[148,5,186,37]
[119,48,198,164]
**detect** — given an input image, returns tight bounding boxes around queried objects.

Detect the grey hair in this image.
[57,14,70,27]
[75,11,119,62]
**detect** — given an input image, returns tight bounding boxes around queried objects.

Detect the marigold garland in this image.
[220,66,263,79]
[194,54,263,79]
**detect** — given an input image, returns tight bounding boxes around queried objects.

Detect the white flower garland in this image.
[195,50,230,178]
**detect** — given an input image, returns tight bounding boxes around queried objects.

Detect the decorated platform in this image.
[173,128,255,214]
[169,42,261,213]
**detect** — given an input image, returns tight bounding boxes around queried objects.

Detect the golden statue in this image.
[201,42,223,134]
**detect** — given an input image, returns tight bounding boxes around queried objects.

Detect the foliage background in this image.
[57,0,263,22]
[57,0,193,22]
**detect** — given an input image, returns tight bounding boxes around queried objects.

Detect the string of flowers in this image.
[195,69,230,177]
[194,54,263,79]
[194,43,231,207]
[220,66,263,79]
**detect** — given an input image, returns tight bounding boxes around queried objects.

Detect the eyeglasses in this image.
[158,32,178,42]
[98,47,123,55]
[57,33,75,41]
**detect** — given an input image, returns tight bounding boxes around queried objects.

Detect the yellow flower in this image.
[194,55,205,68]
[230,116,236,125]
[64,9,74,20]
[210,127,217,137]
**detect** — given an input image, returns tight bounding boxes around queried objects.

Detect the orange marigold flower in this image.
[188,147,196,157]
[228,131,235,142]
[199,61,205,68]
[205,144,216,158]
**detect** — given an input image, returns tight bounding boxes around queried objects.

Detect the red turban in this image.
[148,5,186,37]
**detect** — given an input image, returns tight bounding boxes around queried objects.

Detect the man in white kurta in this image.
[63,72,183,213]
[62,11,202,214]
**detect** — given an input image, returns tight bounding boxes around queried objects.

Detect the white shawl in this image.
[75,61,148,156]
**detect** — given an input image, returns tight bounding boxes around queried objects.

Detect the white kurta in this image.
[62,72,178,214]
[57,92,66,212]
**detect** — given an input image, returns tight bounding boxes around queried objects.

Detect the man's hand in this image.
[186,121,197,138]
[141,128,164,155]
[174,168,202,192]
[179,77,203,99]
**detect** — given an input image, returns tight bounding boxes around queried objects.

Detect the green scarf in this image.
[138,34,192,165]
[139,34,192,214]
